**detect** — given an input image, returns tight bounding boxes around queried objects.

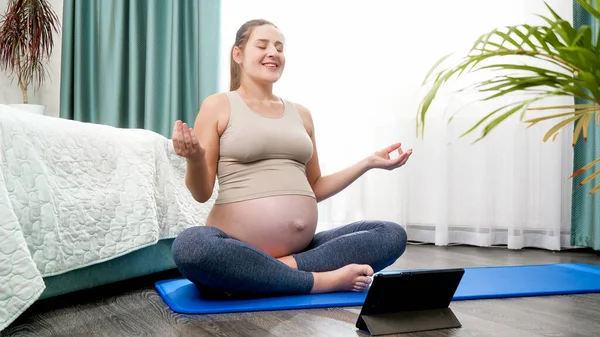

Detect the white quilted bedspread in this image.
[0,104,216,331]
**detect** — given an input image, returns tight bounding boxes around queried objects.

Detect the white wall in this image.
[0,0,63,118]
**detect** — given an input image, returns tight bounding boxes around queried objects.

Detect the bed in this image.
[0,104,217,331]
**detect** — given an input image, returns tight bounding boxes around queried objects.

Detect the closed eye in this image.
[255,39,284,52]
[256,45,283,53]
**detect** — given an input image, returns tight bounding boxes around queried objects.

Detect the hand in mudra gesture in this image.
[369,142,413,171]
[172,120,204,162]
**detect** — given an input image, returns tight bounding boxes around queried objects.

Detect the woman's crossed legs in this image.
[172,220,407,297]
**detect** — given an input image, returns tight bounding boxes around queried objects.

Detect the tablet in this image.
[356,268,465,336]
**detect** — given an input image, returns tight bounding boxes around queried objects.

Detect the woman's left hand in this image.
[367,142,413,171]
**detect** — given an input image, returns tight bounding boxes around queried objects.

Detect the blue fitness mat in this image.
[155,263,600,314]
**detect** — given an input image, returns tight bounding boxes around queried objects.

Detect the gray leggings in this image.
[171,220,407,296]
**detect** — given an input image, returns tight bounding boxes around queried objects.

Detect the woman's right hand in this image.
[172,120,205,162]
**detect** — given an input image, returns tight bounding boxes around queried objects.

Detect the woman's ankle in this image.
[277,255,298,269]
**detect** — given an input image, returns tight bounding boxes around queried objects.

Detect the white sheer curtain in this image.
[218,0,574,250]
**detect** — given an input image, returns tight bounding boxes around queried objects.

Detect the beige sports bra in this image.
[214,91,315,204]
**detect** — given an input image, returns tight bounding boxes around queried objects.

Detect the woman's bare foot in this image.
[310,264,374,294]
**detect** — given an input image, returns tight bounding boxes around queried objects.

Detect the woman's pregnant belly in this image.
[206,195,318,258]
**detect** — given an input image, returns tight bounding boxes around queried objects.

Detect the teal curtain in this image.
[59,0,220,137]
[571,0,600,249]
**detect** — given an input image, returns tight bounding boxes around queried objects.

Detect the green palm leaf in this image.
[417,0,600,194]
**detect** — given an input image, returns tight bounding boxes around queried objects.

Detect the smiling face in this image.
[231,23,286,88]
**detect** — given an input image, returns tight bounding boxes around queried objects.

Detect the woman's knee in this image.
[172,226,222,272]
[378,221,408,258]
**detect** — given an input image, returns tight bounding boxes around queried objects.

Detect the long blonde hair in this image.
[230,19,277,91]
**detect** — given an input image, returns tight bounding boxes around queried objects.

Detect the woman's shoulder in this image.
[290,100,313,122]
[281,98,314,133]
[199,92,233,116]
[279,96,311,117]
[202,92,231,106]
[196,92,231,131]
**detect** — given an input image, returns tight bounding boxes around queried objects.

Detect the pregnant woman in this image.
[171,19,412,297]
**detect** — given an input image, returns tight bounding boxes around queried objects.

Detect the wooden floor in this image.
[4,244,600,337]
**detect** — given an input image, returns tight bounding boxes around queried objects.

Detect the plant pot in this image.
[8,104,46,115]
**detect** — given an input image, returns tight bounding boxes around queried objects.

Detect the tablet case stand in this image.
[356,268,465,336]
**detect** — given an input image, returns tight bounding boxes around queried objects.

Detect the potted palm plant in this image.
[417,0,600,194]
[0,0,60,115]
